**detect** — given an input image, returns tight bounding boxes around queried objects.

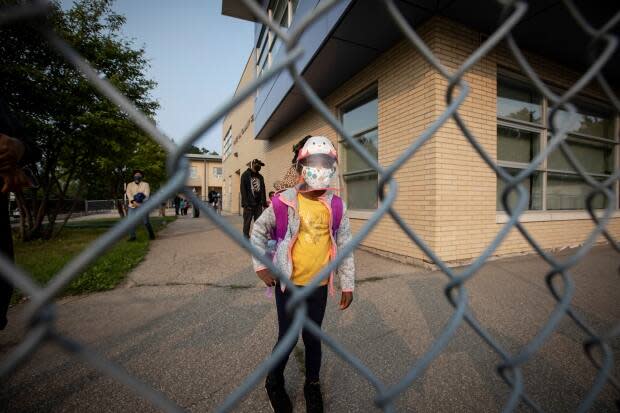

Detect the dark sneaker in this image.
[265,373,292,413]
[304,380,324,413]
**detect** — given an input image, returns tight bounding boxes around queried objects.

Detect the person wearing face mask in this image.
[125,169,155,241]
[240,158,267,239]
[250,136,354,413]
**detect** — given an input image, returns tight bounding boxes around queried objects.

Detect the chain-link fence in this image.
[84,200,123,216]
[1,0,619,412]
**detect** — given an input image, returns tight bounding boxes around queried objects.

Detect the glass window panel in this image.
[496,168,542,211]
[272,0,288,25]
[341,90,379,209]
[257,29,269,60]
[256,25,267,49]
[497,125,540,163]
[344,171,378,210]
[258,44,269,71]
[546,173,613,210]
[547,136,614,175]
[342,95,378,135]
[277,4,289,27]
[497,78,542,123]
[554,106,614,138]
[343,129,378,173]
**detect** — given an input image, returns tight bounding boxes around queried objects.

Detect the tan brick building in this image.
[185,153,223,201]
[221,1,619,266]
[221,54,270,215]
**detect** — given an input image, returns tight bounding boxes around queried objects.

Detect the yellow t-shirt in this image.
[291,194,332,286]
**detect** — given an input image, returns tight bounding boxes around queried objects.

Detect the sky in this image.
[63,0,255,153]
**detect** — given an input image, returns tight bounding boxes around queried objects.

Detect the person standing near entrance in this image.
[125,169,155,241]
[240,158,267,238]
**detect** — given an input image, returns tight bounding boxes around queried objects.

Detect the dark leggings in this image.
[272,282,328,382]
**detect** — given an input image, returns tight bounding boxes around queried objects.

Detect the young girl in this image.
[251,136,355,413]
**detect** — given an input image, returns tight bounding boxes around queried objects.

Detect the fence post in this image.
[84,200,88,216]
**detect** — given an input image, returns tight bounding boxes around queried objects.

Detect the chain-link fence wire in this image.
[0,0,619,411]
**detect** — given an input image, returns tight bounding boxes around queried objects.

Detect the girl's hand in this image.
[339,291,353,310]
[256,269,276,287]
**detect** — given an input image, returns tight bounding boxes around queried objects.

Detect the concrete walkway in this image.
[1,215,618,412]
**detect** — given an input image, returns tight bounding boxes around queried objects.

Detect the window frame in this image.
[223,127,233,160]
[256,0,296,79]
[496,70,619,215]
[338,84,379,212]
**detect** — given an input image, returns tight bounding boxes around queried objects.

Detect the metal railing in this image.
[0,0,619,412]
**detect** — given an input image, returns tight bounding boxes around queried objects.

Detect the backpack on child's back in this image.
[266,193,343,259]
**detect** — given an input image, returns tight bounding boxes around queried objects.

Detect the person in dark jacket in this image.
[0,100,40,330]
[240,159,267,238]
[173,195,181,216]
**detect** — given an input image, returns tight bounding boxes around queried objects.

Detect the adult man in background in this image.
[173,195,181,216]
[240,159,267,239]
[125,169,155,241]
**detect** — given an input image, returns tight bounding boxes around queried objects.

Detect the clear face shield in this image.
[298,153,339,191]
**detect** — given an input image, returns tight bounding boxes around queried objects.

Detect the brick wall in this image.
[430,17,619,263]
[223,16,619,265]
[257,22,439,264]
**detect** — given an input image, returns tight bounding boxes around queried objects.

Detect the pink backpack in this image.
[271,194,343,242]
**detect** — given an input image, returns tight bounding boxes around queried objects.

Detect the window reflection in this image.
[497,78,542,124]
[341,91,379,210]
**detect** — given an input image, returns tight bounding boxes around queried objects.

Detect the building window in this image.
[190,166,198,179]
[214,167,222,177]
[256,0,298,79]
[497,74,617,212]
[340,88,379,210]
[223,127,232,160]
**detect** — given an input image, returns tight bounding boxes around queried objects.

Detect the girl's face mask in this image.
[301,165,336,190]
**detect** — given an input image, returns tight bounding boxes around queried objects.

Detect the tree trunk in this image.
[116,199,125,217]
[53,196,81,238]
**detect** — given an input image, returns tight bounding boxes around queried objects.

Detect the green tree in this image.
[0,0,164,239]
[186,144,204,154]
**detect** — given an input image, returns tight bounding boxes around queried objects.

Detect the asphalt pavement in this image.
[1,215,618,412]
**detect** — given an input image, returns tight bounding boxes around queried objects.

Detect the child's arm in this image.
[250,205,277,286]
[336,208,355,309]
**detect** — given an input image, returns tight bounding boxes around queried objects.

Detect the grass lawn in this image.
[12,216,176,304]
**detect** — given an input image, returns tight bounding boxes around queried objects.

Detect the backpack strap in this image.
[273,194,341,241]
[271,195,289,241]
[330,195,343,238]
